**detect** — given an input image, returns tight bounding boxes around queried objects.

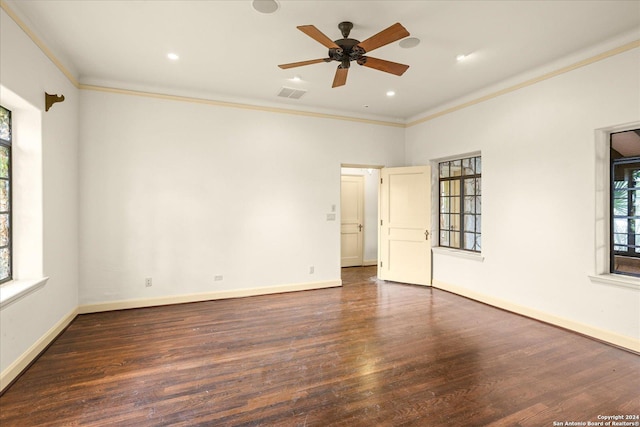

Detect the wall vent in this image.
[277,87,307,99]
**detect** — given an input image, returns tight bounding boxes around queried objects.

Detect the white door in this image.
[378,166,431,285]
[341,175,364,267]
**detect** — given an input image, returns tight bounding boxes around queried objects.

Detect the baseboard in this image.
[432,280,640,353]
[363,259,378,267]
[0,306,78,393]
[79,279,342,314]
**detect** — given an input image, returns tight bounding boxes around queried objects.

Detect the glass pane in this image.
[440,213,450,230]
[450,213,460,231]
[439,162,450,178]
[0,214,8,246]
[476,234,481,251]
[464,196,475,213]
[464,233,476,250]
[440,231,449,247]
[0,180,8,212]
[450,231,460,248]
[440,197,449,213]
[462,158,474,175]
[0,146,9,179]
[475,196,482,214]
[614,245,626,251]
[614,218,628,234]
[450,196,460,213]
[476,215,482,233]
[464,178,475,196]
[475,178,481,195]
[465,214,475,232]
[450,179,460,196]
[475,157,481,174]
[440,180,450,196]
[451,160,462,177]
[0,106,10,142]
[613,232,628,245]
[0,247,9,281]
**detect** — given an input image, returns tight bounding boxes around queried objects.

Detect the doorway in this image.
[340,167,380,268]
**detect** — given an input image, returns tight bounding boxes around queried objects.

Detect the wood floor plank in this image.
[1,266,638,426]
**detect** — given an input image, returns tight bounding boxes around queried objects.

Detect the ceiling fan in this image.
[278,21,411,88]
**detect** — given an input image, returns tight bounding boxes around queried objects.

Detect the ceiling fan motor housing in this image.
[328,21,367,67]
[328,39,365,64]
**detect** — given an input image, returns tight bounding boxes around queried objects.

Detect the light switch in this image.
[326,213,336,221]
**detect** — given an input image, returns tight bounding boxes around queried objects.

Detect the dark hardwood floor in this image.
[1,266,638,426]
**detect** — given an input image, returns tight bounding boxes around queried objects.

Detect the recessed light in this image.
[456,54,468,62]
[252,0,279,14]
[167,53,179,61]
[291,75,301,82]
[399,37,420,49]
[386,90,396,97]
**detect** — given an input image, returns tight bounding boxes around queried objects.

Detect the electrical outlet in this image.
[214,275,223,281]
[309,266,314,274]
[145,277,152,287]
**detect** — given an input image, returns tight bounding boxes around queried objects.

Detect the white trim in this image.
[0,277,48,309]
[79,279,342,314]
[432,247,484,261]
[433,279,640,353]
[0,306,78,392]
[588,274,640,291]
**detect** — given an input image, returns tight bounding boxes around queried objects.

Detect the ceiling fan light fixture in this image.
[456,53,469,62]
[386,90,396,97]
[252,0,279,14]
[399,37,420,49]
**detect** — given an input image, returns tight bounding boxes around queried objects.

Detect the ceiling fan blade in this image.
[356,23,410,53]
[297,25,340,49]
[278,58,330,69]
[332,66,348,88]
[360,56,409,76]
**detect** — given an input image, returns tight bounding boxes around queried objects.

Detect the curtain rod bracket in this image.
[45,92,65,112]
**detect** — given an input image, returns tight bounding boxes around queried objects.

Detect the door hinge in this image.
[380,219,383,226]
[380,178,383,184]
[380,261,383,267]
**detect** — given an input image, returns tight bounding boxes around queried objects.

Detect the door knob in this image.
[358,224,363,232]
[424,230,430,240]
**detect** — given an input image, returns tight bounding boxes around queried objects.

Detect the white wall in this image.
[341,167,379,264]
[406,48,640,344]
[0,9,79,375]
[79,90,404,305]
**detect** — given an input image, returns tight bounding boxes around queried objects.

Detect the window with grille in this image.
[439,156,481,252]
[0,105,12,283]
[611,129,640,277]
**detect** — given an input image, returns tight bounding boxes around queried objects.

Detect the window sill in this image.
[0,277,49,309]
[588,274,640,291]
[432,246,484,261]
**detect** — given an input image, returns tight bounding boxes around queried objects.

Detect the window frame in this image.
[609,129,640,278]
[438,155,481,253]
[0,105,12,284]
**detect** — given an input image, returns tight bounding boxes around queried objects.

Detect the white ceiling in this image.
[5,0,640,122]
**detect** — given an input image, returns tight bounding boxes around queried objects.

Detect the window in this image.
[610,129,640,277]
[0,106,11,283]
[439,156,481,252]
